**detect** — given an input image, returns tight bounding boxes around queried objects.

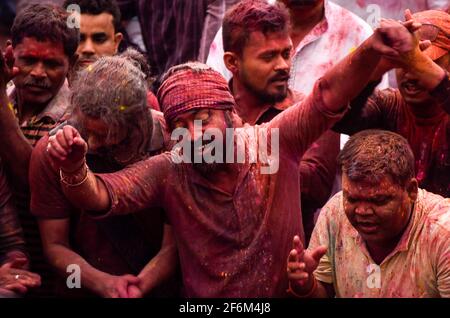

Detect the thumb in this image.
[311,245,327,263]
[419,40,432,51]
[7,257,28,269]
[123,275,141,286]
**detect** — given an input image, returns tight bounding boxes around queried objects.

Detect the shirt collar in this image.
[294,0,331,53]
[8,80,70,124]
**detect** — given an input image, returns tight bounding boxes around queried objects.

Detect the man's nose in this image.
[80,38,95,56]
[30,62,47,78]
[274,55,290,72]
[354,203,374,216]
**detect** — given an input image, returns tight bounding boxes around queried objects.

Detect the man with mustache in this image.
[221,0,339,242]
[333,10,450,198]
[287,130,450,298]
[46,16,418,296]
[207,0,388,95]
[0,3,79,296]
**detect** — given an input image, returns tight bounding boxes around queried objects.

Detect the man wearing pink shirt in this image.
[287,130,450,298]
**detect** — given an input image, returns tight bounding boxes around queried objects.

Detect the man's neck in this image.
[16,91,48,124]
[408,100,444,119]
[232,78,271,125]
[289,1,325,49]
[204,162,241,195]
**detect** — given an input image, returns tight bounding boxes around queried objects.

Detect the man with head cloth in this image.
[46,19,419,297]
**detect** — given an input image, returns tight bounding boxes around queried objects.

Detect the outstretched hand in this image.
[287,235,326,290]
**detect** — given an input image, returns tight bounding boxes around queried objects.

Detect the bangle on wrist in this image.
[287,276,318,298]
[60,162,89,187]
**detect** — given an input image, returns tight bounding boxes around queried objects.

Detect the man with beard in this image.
[29,52,178,298]
[207,0,387,95]
[0,3,78,296]
[46,18,418,296]
[222,0,339,242]
[333,10,450,198]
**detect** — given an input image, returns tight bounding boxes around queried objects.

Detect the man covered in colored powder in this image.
[287,130,450,298]
[333,10,450,198]
[29,51,179,297]
[222,0,340,242]
[0,3,79,296]
[46,18,419,297]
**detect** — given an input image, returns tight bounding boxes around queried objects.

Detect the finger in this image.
[288,262,306,272]
[63,125,76,146]
[404,9,413,21]
[5,257,28,269]
[55,129,70,151]
[373,42,400,57]
[115,280,129,298]
[123,274,141,286]
[293,235,304,259]
[127,285,143,298]
[50,135,69,157]
[311,245,327,262]
[419,40,432,51]
[4,283,28,294]
[288,249,299,263]
[72,136,88,153]
[288,272,309,281]
[47,146,67,163]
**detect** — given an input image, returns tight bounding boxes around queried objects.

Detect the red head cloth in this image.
[413,10,450,60]
[157,63,236,124]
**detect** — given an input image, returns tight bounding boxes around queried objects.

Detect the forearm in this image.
[43,241,111,295]
[0,91,32,187]
[0,200,26,258]
[300,131,339,206]
[60,163,111,213]
[406,51,446,91]
[138,225,177,294]
[321,38,382,113]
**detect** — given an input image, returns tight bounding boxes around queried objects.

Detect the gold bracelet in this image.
[287,277,318,298]
[60,163,89,187]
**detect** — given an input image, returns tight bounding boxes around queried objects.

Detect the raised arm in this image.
[270,19,419,160]
[0,43,33,188]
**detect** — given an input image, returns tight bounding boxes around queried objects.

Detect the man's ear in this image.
[114,32,123,53]
[224,51,239,74]
[406,178,418,202]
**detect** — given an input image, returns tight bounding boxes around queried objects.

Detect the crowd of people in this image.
[0,0,449,298]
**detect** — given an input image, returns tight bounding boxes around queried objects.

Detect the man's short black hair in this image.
[63,0,122,32]
[11,3,79,58]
